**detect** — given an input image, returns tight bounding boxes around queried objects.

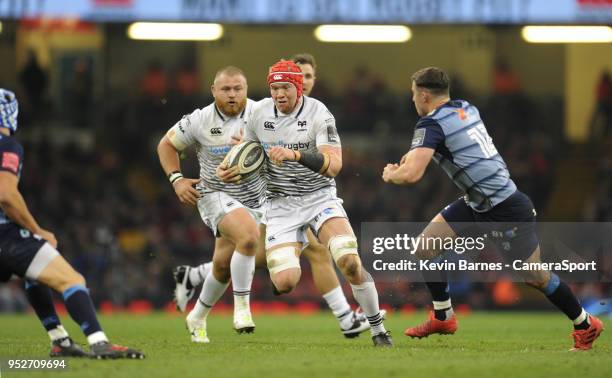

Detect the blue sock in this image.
[25,280,61,332]
[423,265,452,321]
[63,285,103,336]
[541,273,585,328]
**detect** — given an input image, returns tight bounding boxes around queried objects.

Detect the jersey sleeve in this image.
[0,139,23,176]
[243,112,259,142]
[314,106,341,148]
[243,100,264,143]
[410,117,445,150]
[166,109,201,150]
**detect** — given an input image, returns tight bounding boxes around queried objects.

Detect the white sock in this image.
[322,286,353,329]
[433,299,454,320]
[350,281,386,335]
[189,262,212,287]
[48,325,69,341]
[87,331,109,345]
[231,252,255,313]
[191,271,229,319]
[573,309,589,325]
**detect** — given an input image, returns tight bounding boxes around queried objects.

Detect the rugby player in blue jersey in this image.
[0,89,144,359]
[382,67,603,351]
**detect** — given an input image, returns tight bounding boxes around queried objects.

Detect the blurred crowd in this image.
[1,59,609,314]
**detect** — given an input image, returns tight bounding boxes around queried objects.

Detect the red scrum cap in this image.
[267,59,304,99]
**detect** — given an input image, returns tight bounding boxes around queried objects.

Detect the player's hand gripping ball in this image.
[221,141,265,180]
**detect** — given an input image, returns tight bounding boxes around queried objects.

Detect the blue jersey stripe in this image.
[446,119,482,138]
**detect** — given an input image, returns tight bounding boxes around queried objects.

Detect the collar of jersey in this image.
[273,96,306,119]
[215,105,246,122]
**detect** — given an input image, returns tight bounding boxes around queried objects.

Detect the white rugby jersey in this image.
[245,96,341,198]
[167,99,266,209]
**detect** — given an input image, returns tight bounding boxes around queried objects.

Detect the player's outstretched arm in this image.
[157,135,201,206]
[382,147,434,185]
[0,171,57,247]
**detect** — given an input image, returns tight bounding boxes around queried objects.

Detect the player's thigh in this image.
[36,253,85,293]
[302,229,333,265]
[317,217,355,247]
[218,208,260,248]
[418,198,474,259]
[416,213,459,259]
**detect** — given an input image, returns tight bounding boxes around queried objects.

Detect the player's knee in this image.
[272,269,300,294]
[236,228,259,256]
[527,271,556,293]
[520,269,550,290]
[526,280,547,290]
[337,254,361,281]
[56,271,86,293]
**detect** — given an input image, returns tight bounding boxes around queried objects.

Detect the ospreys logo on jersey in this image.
[264,121,275,131]
[210,127,222,135]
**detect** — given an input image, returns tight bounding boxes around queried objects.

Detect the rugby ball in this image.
[223,141,265,178]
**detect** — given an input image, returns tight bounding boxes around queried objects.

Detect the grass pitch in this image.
[0,311,609,378]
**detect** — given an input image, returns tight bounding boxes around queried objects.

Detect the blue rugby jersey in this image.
[410,100,516,212]
[0,134,23,224]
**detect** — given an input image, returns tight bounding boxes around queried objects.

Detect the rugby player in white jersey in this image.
[291,53,380,336]
[174,54,377,338]
[157,66,263,343]
[219,59,392,347]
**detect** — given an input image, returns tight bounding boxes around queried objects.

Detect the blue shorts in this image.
[441,191,539,260]
[0,223,48,281]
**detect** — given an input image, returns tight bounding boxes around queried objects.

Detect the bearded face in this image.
[212,74,248,117]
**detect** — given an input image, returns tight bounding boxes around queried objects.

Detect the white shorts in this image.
[264,187,347,250]
[197,191,266,237]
